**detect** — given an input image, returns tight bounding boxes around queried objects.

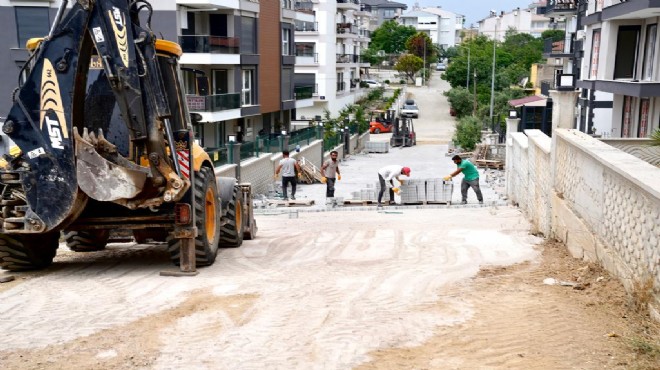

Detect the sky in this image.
[400,0,537,27]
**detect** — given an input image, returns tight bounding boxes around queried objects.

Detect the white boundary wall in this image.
[507,128,660,318]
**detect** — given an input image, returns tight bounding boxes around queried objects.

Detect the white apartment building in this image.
[398,7,464,49]
[578,0,660,138]
[294,0,372,120]
[478,6,563,41]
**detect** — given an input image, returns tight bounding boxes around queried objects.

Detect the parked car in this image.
[362,79,382,88]
[400,101,419,118]
[436,63,446,71]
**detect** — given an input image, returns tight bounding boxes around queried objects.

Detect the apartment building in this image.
[0,0,298,152]
[577,0,660,138]
[360,0,407,30]
[478,4,564,41]
[399,7,464,50]
[293,0,372,121]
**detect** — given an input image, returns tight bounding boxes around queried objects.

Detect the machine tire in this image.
[374,128,381,134]
[167,166,220,266]
[63,230,110,252]
[219,185,245,248]
[0,233,59,271]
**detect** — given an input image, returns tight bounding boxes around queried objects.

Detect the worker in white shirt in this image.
[377,165,411,207]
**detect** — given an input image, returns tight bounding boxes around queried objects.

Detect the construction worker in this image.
[274,150,302,200]
[377,165,411,207]
[444,155,483,205]
[320,150,341,197]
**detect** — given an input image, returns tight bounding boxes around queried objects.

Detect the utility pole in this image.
[423,39,426,87]
[489,12,499,132]
[473,69,478,115]
[466,47,470,89]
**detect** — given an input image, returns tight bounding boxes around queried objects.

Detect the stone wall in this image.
[506,128,660,318]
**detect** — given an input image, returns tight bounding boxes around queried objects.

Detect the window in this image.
[15,7,50,48]
[240,17,257,54]
[621,96,633,138]
[242,69,254,106]
[590,29,601,79]
[295,43,315,57]
[595,0,603,12]
[282,28,290,55]
[281,68,293,100]
[383,9,394,18]
[613,26,640,80]
[638,98,650,137]
[643,24,657,81]
[213,70,228,95]
[336,72,344,92]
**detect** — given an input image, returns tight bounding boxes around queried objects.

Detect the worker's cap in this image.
[402,167,411,176]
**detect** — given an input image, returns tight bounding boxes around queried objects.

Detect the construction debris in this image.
[297,157,323,184]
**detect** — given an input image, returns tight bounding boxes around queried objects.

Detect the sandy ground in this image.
[0,74,658,369]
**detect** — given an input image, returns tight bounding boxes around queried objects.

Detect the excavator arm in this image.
[1,0,190,233]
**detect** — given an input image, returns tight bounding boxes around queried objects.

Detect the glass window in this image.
[282,29,290,55]
[213,70,228,95]
[240,17,257,54]
[621,96,633,138]
[613,26,640,80]
[15,7,50,48]
[281,68,292,100]
[590,29,601,79]
[643,24,657,81]
[242,69,254,106]
[638,98,650,137]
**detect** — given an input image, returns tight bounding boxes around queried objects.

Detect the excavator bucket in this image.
[75,128,148,201]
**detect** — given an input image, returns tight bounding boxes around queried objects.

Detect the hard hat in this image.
[402,167,411,175]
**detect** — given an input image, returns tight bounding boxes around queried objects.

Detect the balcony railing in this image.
[546,0,578,14]
[179,35,240,54]
[360,4,372,12]
[336,54,359,63]
[186,93,241,112]
[295,0,314,13]
[358,29,371,38]
[296,50,318,63]
[337,0,360,4]
[294,85,315,100]
[336,23,358,35]
[543,37,573,56]
[295,20,318,32]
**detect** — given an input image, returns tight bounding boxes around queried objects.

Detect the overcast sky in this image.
[401,0,537,26]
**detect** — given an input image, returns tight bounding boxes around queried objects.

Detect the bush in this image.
[453,116,482,151]
[359,81,369,88]
[384,79,390,84]
[400,79,406,84]
[444,87,475,118]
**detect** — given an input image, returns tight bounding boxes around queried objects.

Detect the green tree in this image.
[369,20,417,54]
[406,32,436,64]
[360,48,385,66]
[453,116,482,151]
[440,46,460,63]
[541,29,565,41]
[444,87,475,118]
[395,54,424,82]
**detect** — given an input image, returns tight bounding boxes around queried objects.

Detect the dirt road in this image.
[0,207,657,369]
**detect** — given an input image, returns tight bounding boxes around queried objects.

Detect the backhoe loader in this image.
[0,0,256,272]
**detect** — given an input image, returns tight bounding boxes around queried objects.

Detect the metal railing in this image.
[185,93,241,112]
[336,54,359,63]
[295,20,318,32]
[546,0,578,14]
[295,0,314,12]
[337,0,360,4]
[206,147,229,167]
[295,50,318,63]
[178,35,240,54]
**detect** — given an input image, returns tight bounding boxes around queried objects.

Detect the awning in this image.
[508,95,547,108]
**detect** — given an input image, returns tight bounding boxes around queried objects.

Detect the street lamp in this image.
[489,10,500,132]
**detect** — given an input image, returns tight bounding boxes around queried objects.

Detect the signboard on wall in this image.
[186,95,206,111]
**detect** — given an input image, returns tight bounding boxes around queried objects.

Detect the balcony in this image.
[545,0,578,17]
[186,93,241,112]
[602,0,660,21]
[336,23,358,37]
[295,0,314,13]
[295,20,318,32]
[543,37,574,58]
[179,35,240,54]
[357,29,371,39]
[336,54,359,64]
[294,85,316,100]
[337,0,360,10]
[295,50,318,64]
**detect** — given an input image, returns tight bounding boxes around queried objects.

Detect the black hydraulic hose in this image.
[49,0,69,39]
